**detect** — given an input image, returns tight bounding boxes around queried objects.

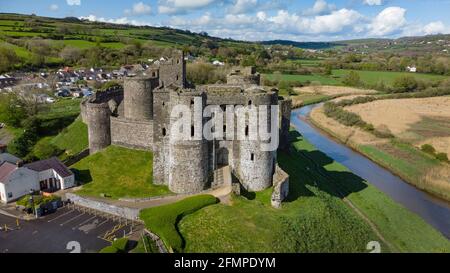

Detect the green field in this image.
[72,145,171,199]
[176,131,450,253]
[38,98,82,120]
[62,40,126,49]
[264,73,342,85]
[264,70,449,87]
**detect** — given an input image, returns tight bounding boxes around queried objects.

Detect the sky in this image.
[1,0,450,42]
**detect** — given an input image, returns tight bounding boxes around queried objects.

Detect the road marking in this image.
[95,219,110,230]
[60,213,86,226]
[47,210,75,223]
[73,215,98,230]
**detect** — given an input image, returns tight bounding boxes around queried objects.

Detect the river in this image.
[291,104,450,239]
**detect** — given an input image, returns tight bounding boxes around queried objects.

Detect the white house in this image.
[212,60,225,66]
[406,66,417,73]
[0,157,75,203]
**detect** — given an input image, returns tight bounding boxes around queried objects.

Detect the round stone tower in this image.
[86,102,112,154]
[168,89,210,194]
[238,90,278,191]
[123,74,159,121]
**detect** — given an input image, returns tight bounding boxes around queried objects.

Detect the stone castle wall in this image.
[110,117,153,150]
[279,98,292,152]
[82,52,291,198]
[86,102,111,154]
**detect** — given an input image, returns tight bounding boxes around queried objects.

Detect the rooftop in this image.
[24,157,73,178]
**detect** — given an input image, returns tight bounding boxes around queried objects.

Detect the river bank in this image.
[177,127,450,252]
[292,104,450,241]
[308,104,450,201]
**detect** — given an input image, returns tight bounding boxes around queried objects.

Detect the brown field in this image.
[310,102,450,201]
[346,97,450,155]
[309,107,388,146]
[291,85,378,108]
[294,85,378,96]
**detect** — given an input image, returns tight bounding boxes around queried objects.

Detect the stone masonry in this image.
[81,50,291,202]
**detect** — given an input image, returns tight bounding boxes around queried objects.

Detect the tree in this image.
[392,76,418,93]
[342,71,361,87]
[0,93,28,127]
[59,46,82,64]
[0,47,19,73]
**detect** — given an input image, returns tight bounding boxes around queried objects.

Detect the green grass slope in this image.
[72,145,171,199]
[140,195,218,252]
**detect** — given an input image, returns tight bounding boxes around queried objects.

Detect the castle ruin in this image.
[81,51,292,197]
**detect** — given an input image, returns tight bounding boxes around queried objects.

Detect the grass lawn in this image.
[72,145,171,199]
[51,117,88,159]
[177,131,450,253]
[140,195,218,252]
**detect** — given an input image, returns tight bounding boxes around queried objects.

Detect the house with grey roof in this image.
[0,157,75,203]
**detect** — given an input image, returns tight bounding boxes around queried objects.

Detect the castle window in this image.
[162,102,165,107]
[176,75,179,81]
[152,72,156,77]
[190,99,194,106]
[248,100,252,106]
[191,126,195,137]
[245,125,249,136]
[223,125,227,132]
[177,59,180,64]
[162,128,166,136]
[250,153,254,161]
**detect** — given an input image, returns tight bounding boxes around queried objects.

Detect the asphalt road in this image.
[0,206,136,253]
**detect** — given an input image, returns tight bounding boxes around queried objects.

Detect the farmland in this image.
[264,69,448,87]
[309,96,450,201]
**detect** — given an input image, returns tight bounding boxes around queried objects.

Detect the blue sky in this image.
[1,0,449,41]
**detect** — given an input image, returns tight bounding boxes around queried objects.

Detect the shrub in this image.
[421,144,436,155]
[342,71,361,87]
[391,76,418,93]
[436,153,449,163]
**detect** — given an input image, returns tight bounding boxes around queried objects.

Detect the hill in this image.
[263,35,450,54]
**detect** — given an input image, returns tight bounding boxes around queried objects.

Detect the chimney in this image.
[16,160,24,168]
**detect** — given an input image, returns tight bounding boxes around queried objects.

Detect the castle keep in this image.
[81,51,292,196]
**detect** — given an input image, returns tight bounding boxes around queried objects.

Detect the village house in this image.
[0,157,75,203]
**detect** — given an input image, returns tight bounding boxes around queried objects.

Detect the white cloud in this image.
[423,21,446,35]
[79,15,154,26]
[304,0,336,16]
[125,2,152,16]
[158,0,218,14]
[49,4,59,11]
[66,0,81,6]
[363,0,383,5]
[167,7,364,39]
[369,7,406,36]
[228,0,257,14]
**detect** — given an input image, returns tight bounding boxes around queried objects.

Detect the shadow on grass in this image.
[70,168,93,185]
[279,130,367,203]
